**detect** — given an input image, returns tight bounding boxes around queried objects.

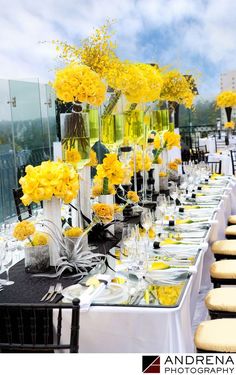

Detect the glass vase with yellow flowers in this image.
[13,221,50,273]
[52,62,106,169]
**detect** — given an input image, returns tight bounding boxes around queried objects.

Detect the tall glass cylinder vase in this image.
[61,108,90,169]
[42,196,61,267]
[153,164,160,193]
[100,114,116,151]
[123,110,144,145]
[79,166,92,222]
[150,110,162,132]
[88,107,99,147]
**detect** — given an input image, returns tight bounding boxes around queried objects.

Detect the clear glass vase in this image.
[61,111,90,168]
[24,245,50,273]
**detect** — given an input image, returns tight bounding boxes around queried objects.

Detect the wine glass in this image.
[141,209,152,232]
[132,238,148,291]
[1,242,14,285]
[156,194,167,225]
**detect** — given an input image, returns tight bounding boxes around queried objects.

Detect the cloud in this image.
[0,0,236,99]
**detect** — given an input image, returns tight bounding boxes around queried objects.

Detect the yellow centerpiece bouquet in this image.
[13,221,49,273]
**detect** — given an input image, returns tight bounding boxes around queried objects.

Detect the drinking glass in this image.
[1,242,14,285]
[140,210,152,231]
[132,238,148,291]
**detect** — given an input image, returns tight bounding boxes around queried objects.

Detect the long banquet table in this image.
[1,177,236,353]
[58,177,236,353]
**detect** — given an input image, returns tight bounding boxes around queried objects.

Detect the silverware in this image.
[48,283,62,302]
[41,285,54,302]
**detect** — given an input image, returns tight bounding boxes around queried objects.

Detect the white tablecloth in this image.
[58,178,236,353]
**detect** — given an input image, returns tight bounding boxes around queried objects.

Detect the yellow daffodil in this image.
[65,149,81,165]
[95,153,124,185]
[129,151,152,172]
[153,134,161,150]
[19,160,79,205]
[86,149,98,167]
[163,131,181,150]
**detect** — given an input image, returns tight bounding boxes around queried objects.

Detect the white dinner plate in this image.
[62,282,127,304]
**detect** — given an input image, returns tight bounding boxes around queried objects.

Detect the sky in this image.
[1,0,236,101]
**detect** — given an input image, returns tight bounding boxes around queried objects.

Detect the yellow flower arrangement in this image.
[163,131,181,150]
[153,134,161,150]
[96,153,124,185]
[86,149,98,167]
[65,148,81,166]
[30,232,48,246]
[64,227,83,238]
[129,151,152,172]
[92,179,116,197]
[19,160,79,205]
[159,171,167,177]
[224,121,235,129]
[156,156,163,164]
[92,203,114,223]
[52,63,106,106]
[168,161,178,171]
[113,204,123,213]
[127,191,139,203]
[13,221,35,241]
[108,62,163,103]
[174,158,182,165]
[160,70,195,108]
[53,21,120,80]
[216,91,236,108]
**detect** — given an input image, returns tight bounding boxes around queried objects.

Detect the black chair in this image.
[0,299,80,353]
[230,150,236,175]
[205,157,222,174]
[12,187,32,221]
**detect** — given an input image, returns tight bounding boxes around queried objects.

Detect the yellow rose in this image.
[168,161,178,171]
[64,227,83,238]
[31,232,48,246]
[92,203,114,223]
[127,191,139,203]
[13,221,35,241]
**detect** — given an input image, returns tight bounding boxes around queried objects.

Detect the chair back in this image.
[0,299,80,353]
[205,157,222,174]
[12,188,32,221]
[230,150,236,175]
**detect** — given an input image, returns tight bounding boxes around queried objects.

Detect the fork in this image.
[48,283,62,302]
[40,285,55,302]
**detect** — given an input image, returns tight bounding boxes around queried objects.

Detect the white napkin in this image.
[63,274,112,311]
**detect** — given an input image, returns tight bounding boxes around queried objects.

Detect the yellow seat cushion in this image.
[205,288,236,312]
[212,240,236,255]
[194,319,236,352]
[228,215,236,225]
[225,225,236,236]
[210,260,236,279]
